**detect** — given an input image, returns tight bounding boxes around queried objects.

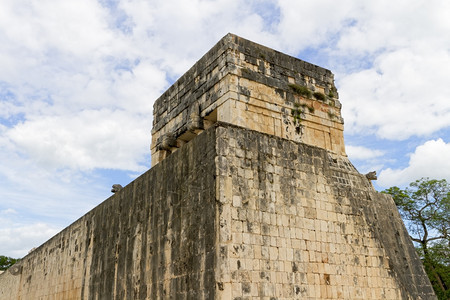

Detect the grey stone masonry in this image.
[151,33,345,166]
[0,127,218,300]
[0,124,436,299]
[214,123,435,299]
[0,34,436,299]
[152,33,336,132]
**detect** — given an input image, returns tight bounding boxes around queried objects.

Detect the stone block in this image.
[0,34,436,300]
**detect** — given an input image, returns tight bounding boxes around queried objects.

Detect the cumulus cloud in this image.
[276,0,359,53]
[0,220,61,257]
[336,0,450,53]
[2,0,448,174]
[0,0,168,175]
[336,1,450,140]
[378,139,450,187]
[7,109,150,171]
[346,145,384,160]
[1,0,450,257]
[345,144,386,175]
[340,48,450,140]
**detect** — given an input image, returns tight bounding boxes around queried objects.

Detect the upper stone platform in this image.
[151,33,345,166]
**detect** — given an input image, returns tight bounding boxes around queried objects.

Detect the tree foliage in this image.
[0,255,20,271]
[383,178,449,299]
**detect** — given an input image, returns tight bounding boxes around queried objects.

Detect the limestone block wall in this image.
[0,127,217,300]
[214,124,435,299]
[0,211,94,299]
[0,270,20,299]
[151,33,344,166]
[0,32,436,299]
[0,124,435,299]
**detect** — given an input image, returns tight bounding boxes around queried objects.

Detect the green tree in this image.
[0,255,20,271]
[383,178,449,299]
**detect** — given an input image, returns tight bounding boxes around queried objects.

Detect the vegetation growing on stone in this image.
[306,104,315,113]
[291,103,304,134]
[291,102,315,123]
[313,92,326,101]
[291,106,303,123]
[288,83,312,98]
[327,111,336,119]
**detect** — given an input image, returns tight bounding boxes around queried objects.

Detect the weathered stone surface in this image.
[214,123,435,299]
[0,125,436,299]
[0,128,217,300]
[151,33,344,166]
[0,34,436,299]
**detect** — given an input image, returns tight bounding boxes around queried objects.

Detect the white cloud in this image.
[0,0,450,258]
[0,220,61,258]
[378,139,450,187]
[339,47,450,140]
[276,0,359,53]
[116,0,280,75]
[0,0,113,79]
[6,109,150,171]
[0,208,17,215]
[0,0,168,175]
[336,1,450,140]
[345,144,386,175]
[346,145,384,160]
[336,0,450,55]
[0,122,116,225]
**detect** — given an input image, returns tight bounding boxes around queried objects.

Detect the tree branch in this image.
[410,236,423,243]
[426,236,446,242]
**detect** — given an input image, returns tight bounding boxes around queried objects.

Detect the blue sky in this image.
[1,0,449,258]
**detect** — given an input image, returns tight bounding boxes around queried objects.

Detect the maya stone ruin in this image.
[0,34,436,299]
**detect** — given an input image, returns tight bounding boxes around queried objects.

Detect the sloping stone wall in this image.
[0,127,217,300]
[0,33,436,299]
[0,124,435,299]
[214,124,435,299]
